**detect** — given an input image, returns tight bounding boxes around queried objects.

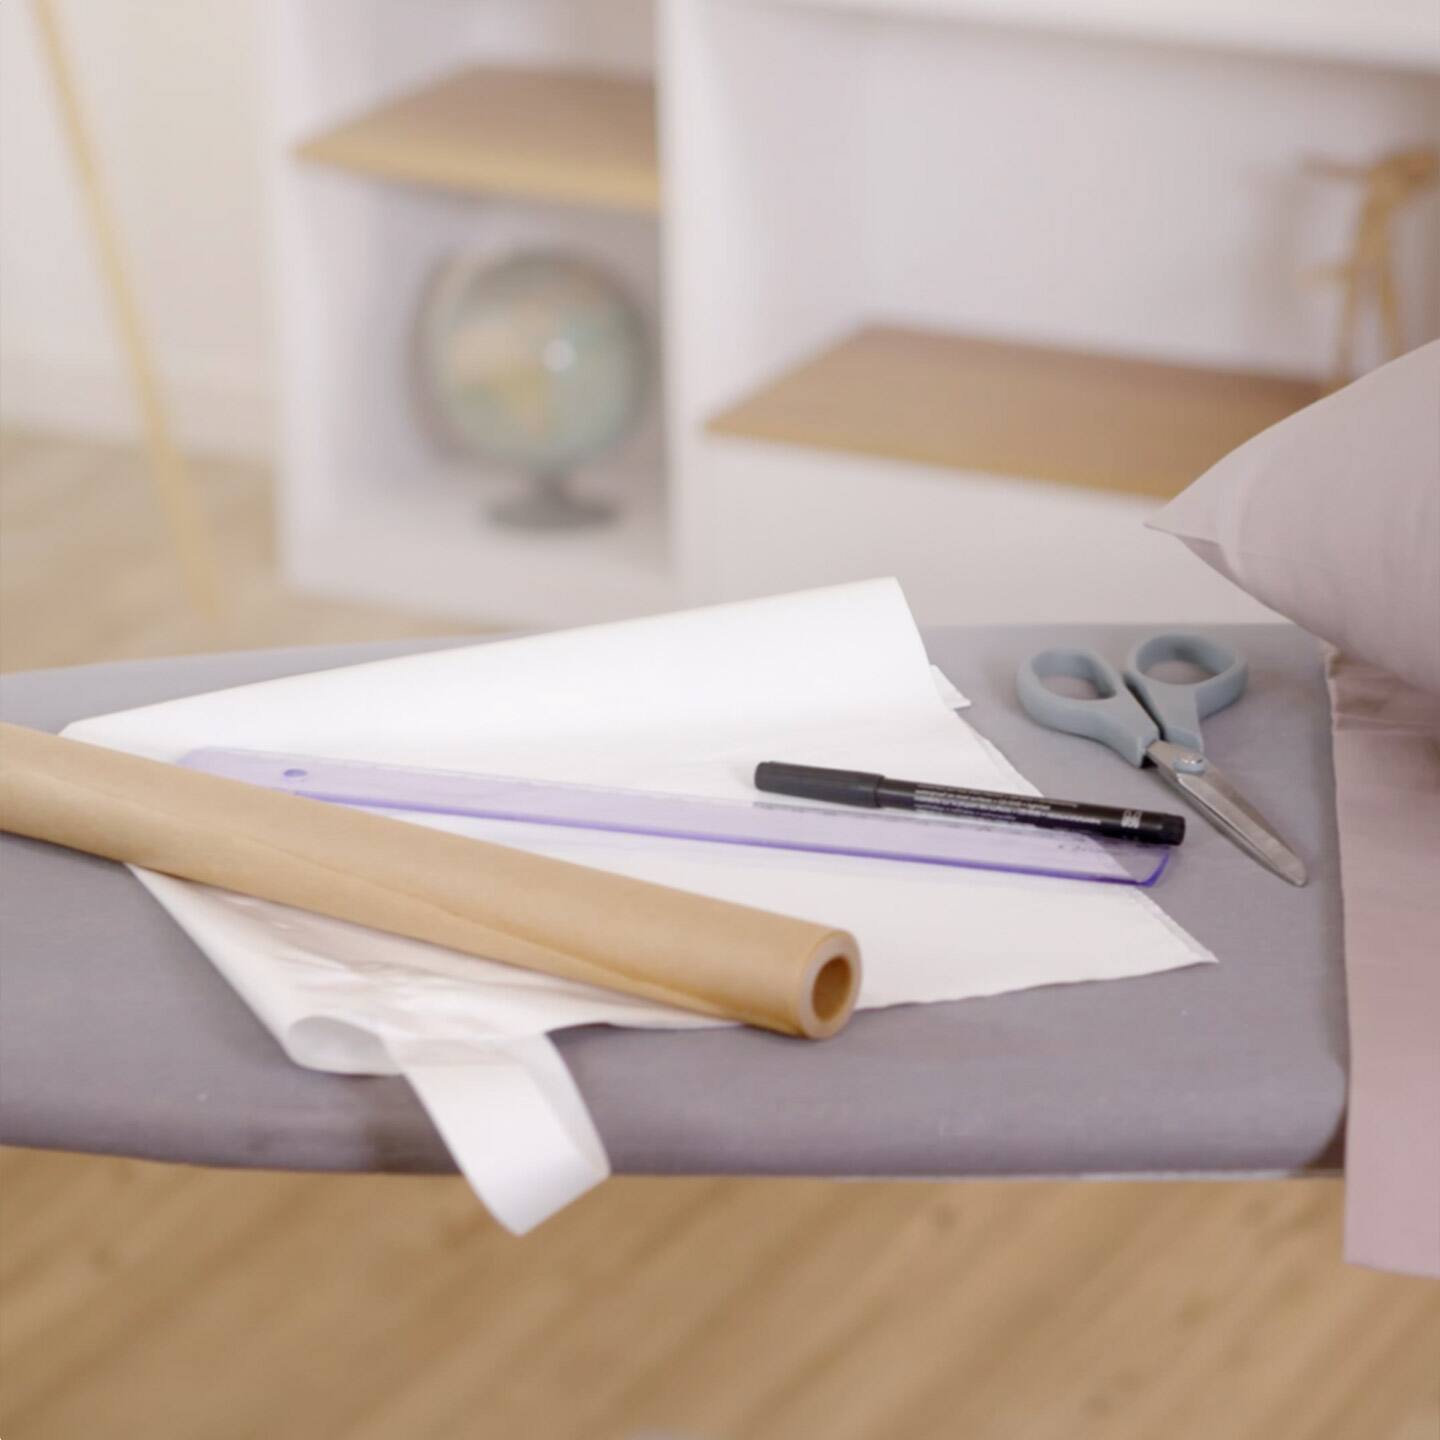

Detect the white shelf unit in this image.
[270,0,1440,628]
[663,0,1440,623]
[269,0,672,626]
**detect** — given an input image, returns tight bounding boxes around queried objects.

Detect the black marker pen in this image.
[754,762,1185,847]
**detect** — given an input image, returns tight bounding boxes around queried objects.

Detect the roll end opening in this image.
[801,942,860,1039]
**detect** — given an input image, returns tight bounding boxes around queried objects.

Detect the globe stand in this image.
[490,470,614,531]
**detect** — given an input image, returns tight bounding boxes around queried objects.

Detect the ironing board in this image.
[0,624,1345,1179]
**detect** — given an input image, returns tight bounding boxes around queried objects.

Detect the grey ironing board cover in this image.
[0,625,1345,1180]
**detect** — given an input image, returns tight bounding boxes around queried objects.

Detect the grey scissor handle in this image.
[1016,648,1160,767]
[1123,632,1247,753]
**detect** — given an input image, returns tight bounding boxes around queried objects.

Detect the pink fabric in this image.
[1327,652,1440,1278]
[1149,343,1440,1273]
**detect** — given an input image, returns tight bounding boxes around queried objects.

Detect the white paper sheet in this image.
[65,579,1212,1231]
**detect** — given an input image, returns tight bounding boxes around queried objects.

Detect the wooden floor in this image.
[1,429,1437,1440]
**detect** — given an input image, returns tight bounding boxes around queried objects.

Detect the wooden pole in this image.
[31,0,222,620]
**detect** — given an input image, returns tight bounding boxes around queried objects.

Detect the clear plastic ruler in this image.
[180,749,1169,887]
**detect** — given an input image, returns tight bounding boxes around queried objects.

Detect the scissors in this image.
[1016,632,1307,886]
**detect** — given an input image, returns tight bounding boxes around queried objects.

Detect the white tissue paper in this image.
[65,579,1212,1231]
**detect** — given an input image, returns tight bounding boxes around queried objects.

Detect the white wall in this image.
[863,20,1440,376]
[0,0,274,459]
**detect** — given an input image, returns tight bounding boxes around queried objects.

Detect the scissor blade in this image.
[1147,741,1308,887]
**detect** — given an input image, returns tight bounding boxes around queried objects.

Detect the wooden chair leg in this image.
[1376,246,1404,364]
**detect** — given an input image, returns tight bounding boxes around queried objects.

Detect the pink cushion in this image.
[1149,342,1440,695]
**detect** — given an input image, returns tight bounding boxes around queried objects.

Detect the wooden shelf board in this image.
[707,326,1323,500]
[295,65,660,214]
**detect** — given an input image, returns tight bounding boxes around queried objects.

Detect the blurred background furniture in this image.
[1305,144,1439,385]
[5,1,1437,631]
[267,0,1439,628]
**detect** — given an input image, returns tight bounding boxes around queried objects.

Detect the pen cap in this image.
[755,762,886,807]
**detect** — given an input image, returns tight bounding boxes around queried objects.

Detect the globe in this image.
[416,251,648,530]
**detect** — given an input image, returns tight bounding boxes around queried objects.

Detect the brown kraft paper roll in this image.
[0,723,860,1038]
